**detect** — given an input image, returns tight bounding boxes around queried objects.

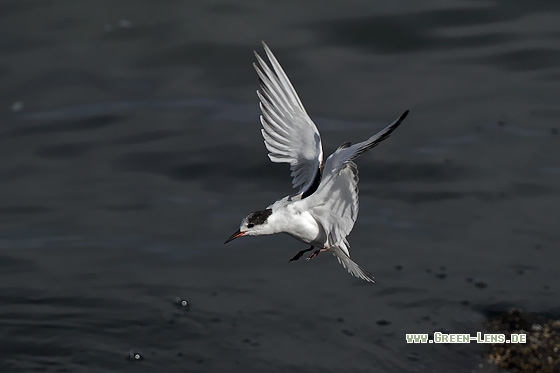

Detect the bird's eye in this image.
[247,223,254,228]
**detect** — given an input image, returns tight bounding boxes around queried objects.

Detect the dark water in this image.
[1,1,559,372]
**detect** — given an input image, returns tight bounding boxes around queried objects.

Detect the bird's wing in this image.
[301,110,409,247]
[254,42,324,196]
[300,162,374,282]
[303,161,360,250]
[320,110,409,183]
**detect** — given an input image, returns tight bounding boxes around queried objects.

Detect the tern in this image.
[225,42,408,282]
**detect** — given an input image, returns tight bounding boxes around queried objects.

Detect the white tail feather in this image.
[330,246,375,283]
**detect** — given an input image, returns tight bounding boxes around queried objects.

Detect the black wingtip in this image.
[354,109,410,157]
[390,109,409,131]
[400,109,409,121]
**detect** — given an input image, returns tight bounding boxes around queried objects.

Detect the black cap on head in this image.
[247,209,272,226]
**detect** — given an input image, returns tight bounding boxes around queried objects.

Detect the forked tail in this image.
[330,246,375,283]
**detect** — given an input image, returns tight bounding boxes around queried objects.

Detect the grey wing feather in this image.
[323,110,408,180]
[302,110,408,248]
[254,42,324,196]
[297,110,408,282]
[309,162,359,250]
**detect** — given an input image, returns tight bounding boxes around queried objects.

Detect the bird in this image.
[225,42,409,282]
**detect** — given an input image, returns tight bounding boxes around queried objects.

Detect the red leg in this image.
[306,247,329,261]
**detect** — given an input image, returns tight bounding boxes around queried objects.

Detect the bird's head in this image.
[224,208,273,244]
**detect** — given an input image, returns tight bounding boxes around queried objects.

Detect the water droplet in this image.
[126,349,144,361]
[174,297,190,308]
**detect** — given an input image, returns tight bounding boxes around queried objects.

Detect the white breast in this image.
[269,203,327,246]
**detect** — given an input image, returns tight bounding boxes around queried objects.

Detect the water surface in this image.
[1,1,559,372]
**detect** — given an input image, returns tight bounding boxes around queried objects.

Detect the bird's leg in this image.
[289,245,314,262]
[306,247,329,261]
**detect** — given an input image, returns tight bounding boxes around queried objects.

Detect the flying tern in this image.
[225,42,409,282]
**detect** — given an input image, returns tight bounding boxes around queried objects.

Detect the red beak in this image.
[224,229,246,244]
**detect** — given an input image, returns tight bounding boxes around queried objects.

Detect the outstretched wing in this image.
[321,110,409,182]
[306,161,360,250]
[297,110,408,281]
[302,110,409,248]
[301,162,374,282]
[254,42,324,197]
